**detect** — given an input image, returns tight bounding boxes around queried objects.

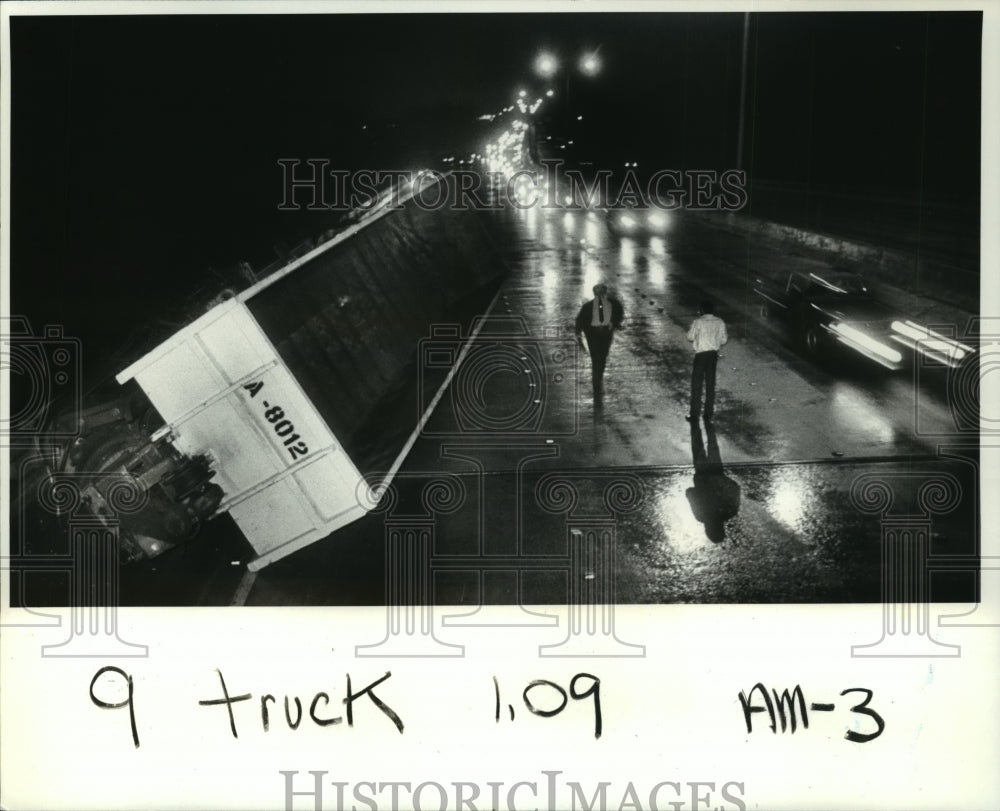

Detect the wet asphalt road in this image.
[470,203,964,468]
[231,201,978,607]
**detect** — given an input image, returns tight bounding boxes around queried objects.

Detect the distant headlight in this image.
[512,178,538,206]
[619,214,637,231]
[831,323,902,364]
[647,210,669,230]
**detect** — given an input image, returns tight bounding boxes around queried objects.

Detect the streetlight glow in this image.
[579,51,602,76]
[534,51,559,78]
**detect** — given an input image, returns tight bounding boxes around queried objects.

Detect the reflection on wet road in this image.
[291,200,978,607]
[188,194,980,607]
[488,200,961,470]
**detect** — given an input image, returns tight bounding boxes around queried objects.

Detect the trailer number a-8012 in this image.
[242,381,309,461]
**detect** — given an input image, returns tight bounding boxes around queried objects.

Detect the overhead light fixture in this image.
[579,51,602,76]
[535,51,559,78]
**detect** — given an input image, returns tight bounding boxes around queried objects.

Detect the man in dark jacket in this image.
[575,283,625,404]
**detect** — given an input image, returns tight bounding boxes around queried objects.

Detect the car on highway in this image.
[754,269,906,370]
[604,203,673,238]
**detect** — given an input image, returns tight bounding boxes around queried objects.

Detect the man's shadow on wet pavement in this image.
[686,421,741,543]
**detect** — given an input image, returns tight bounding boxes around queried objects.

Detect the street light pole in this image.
[737,12,750,171]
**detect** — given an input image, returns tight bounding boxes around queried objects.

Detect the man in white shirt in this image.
[686,299,728,422]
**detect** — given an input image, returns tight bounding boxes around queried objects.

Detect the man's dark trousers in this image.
[691,350,719,418]
[586,328,613,398]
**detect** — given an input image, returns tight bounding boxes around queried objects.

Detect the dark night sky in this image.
[8,11,982,365]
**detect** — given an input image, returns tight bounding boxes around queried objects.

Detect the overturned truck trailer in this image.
[115,175,506,570]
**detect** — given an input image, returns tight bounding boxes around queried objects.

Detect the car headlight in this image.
[831,323,902,364]
[618,214,637,231]
[891,320,973,366]
[647,210,669,230]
